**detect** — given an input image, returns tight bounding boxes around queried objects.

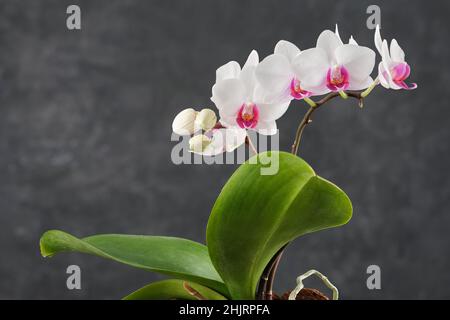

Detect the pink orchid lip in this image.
[326,65,350,92]
[290,78,312,100]
[236,102,259,129]
[391,62,417,90]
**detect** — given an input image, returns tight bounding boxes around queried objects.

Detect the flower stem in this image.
[361,77,380,98]
[290,105,317,155]
[339,91,348,99]
[303,97,317,108]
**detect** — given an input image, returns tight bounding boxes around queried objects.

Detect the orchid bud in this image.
[172,108,198,135]
[189,134,212,153]
[195,108,217,131]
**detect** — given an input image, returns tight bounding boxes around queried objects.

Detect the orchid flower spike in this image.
[293,25,375,94]
[374,25,417,90]
[255,40,313,103]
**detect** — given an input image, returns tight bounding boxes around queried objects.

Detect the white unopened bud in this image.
[195,108,217,131]
[172,108,198,135]
[189,134,212,153]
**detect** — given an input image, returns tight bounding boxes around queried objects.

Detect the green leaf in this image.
[206,151,352,299]
[40,230,228,296]
[123,279,227,300]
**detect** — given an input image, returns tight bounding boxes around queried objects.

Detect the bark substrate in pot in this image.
[273,288,329,300]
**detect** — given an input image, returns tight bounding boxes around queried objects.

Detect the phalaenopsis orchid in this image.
[40,24,417,301]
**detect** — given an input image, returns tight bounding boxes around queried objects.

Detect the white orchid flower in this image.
[293,25,375,94]
[255,40,313,102]
[212,50,290,136]
[374,25,417,90]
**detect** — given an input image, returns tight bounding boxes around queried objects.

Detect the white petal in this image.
[255,54,293,94]
[240,66,257,98]
[240,50,259,95]
[381,39,393,70]
[301,83,330,96]
[378,62,391,89]
[216,61,241,82]
[218,112,236,127]
[211,79,246,117]
[191,128,246,156]
[293,47,329,90]
[257,100,290,122]
[254,120,277,135]
[274,40,301,63]
[378,61,401,90]
[348,76,373,90]
[242,50,259,69]
[223,127,247,152]
[335,24,344,45]
[335,44,375,81]
[253,83,291,105]
[374,25,383,54]
[348,35,358,45]
[390,39,405,62]
[213,128,247,154]
[316,29,342,62]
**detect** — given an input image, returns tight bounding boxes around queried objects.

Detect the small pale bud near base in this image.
[172,108,198,135]
[189,134,212,153]
[195,108,217,131]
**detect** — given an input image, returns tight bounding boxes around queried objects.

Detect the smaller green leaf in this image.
[40,230,228,296]
[123,280,227,300]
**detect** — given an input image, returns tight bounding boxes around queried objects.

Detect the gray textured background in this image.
[0,0,449,299]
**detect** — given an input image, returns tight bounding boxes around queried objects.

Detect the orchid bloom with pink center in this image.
[202,50,290,155]
[293,26,375,95]
[255,40,313,103]
[374,25,417,90]
[187,50,290,156]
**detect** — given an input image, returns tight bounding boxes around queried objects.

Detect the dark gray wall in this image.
[0,0,449,299]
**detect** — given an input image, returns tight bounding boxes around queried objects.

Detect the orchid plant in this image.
[39,25,416,300]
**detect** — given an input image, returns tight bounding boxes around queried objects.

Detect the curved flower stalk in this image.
[374,25,417,90]
[293,25,375,95]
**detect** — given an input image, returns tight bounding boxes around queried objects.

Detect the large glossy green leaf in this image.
[40,230,228,296]
[123,279,227,300]
[206,151,353,299]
